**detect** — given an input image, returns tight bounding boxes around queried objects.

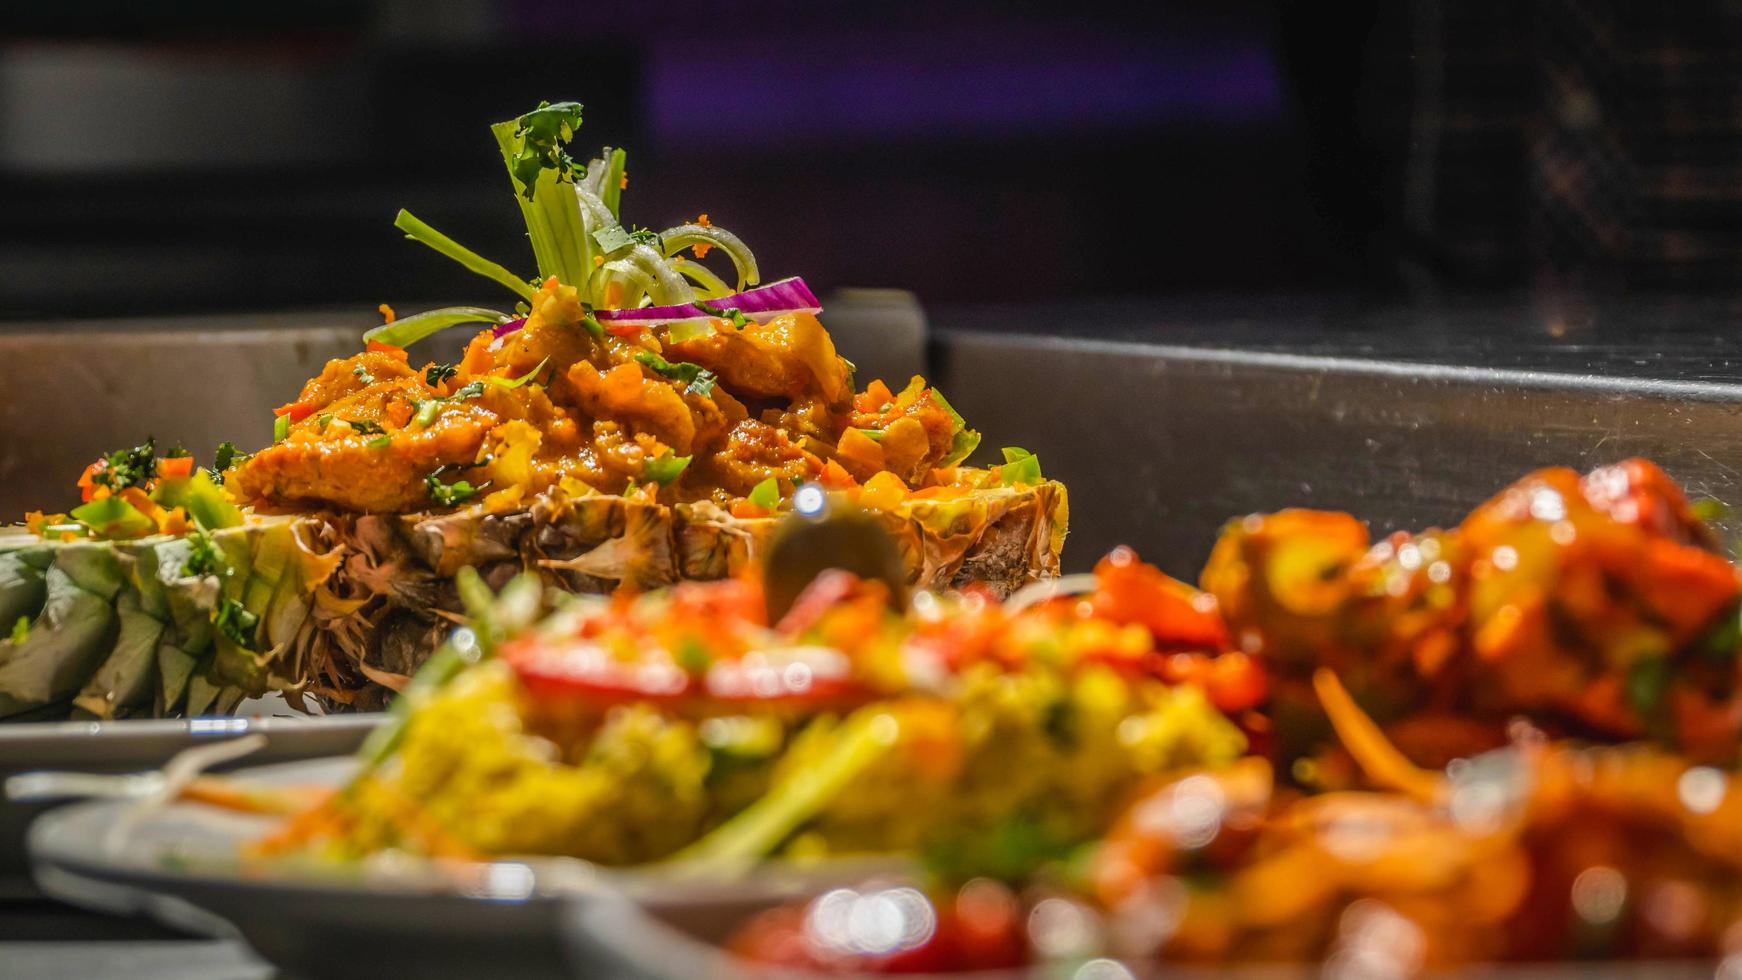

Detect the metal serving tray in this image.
[931,294,1742,574]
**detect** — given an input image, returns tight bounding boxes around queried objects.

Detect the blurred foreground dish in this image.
[714,458,1742,972]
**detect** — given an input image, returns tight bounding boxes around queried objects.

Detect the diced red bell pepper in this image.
[1091,546,1231,651]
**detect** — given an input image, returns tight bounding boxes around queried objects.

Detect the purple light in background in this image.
[647,26,1281,146]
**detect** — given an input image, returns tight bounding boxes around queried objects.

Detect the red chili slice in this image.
[704,645,871,707]
[774,569,865,637]
[1091,546,1230,651]
[502,634,691,705]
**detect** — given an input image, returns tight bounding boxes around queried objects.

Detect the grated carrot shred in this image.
[1312,668,1444,804]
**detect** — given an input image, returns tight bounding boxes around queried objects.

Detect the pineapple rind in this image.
[0,479,1067,718]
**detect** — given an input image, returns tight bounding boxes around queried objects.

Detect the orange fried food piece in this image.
[662,311,852,409]
[566,360,697,454]
[233,406,493,512]
[1092,545,1229,651]
[278,350,420,419]
[1200,508,1372,666]
[701,418,813,498]
[1460,461,1739,742]
[1206,459,1742,763]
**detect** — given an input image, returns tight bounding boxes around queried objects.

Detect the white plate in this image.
[26,755,902,979]
[1,713,383,898]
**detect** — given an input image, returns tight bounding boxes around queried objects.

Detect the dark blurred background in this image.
[1,0,1739,319]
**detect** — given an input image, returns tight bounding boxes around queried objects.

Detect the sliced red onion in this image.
[591,277,820,327]
[492,316,528,339]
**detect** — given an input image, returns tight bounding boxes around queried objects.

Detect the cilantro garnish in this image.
[91,438,161,494]
[425,471,481,507]
[426,363,458,387]
[634,351,717,397]
[509,100,586,200]
[341,419,387,436]
[413,380,487,427]
[353,364,376,385]
[181,530,225,578]
[694,301,749,329]
[214,599,259,647]
[209,441,249,484]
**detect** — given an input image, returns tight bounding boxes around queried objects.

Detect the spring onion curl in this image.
[573,183,617,233]
[364,307,511,347]
[615,244,696,308]
[491,118,592,289]
[382,102,768,345]
[599,147,627,219]
[393,210,534,303]
[659,223,760,291]
[579,154,608,197]
[672,258,733,299]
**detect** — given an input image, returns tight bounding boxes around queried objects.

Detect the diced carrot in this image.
[119,487,164,524]
[76,462,103,502]
[606,323,646,339]
[458,330,496,376]
[731,500,770,519]
[274,400,318,422]
[156,456,194,480]
[854,379,895,415]
[818,459,858,489]
[384,400,414,428]
[181,777,331,816]
[366,340,408,361]
[156,506,191,536]
[859,471,907,511]
[835,428,885,476]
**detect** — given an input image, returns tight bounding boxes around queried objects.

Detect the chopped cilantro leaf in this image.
[214,599,259,647]
[426,363,458,387]
[509,100,585,200]
[341,419,387,436]
[181,530,226,578]
[91,438,160,493]
[210,441,249,484]
[693,301,749,329]
[425,472,480,507]
[353,364,376,385]
[634,352,717,397]
[1627,654,1672,719]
